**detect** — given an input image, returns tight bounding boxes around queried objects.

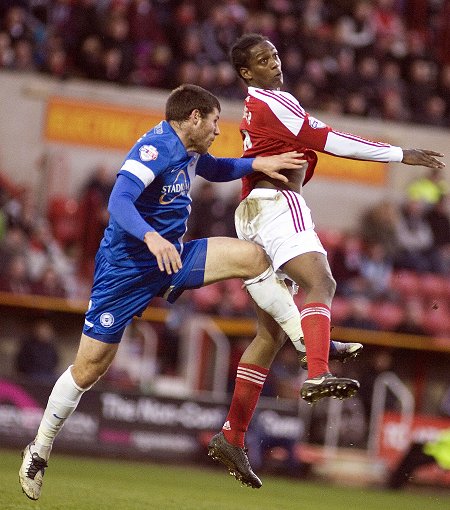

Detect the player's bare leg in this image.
[19,335,118,500]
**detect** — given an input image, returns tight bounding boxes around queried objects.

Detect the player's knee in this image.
[72,361,105,389]
[244,243,269,276]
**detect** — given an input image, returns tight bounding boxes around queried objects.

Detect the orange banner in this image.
[44,96,386,184]
[44,96,243,157]
[316,152,387,185]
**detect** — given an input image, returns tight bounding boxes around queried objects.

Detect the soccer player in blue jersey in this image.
[19,84,308,499]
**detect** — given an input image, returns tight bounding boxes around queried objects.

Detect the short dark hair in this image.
[165,84,221,122]
[230,33,268,80]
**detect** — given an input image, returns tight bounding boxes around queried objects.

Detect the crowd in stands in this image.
[0,0,449,126]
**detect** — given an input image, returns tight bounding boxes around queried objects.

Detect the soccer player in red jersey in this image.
[208,33,445,487]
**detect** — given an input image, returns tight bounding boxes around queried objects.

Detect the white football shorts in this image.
[235,188,327,274]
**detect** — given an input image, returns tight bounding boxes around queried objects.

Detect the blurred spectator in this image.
[0,224,28,269]
[357,348,396,420]
[200,4,241,64]
[75,34,104,80]
[129,43,173,89]
[77,164,114,279]
[407,59,438,116]
[334,0,376,57]
[344,90,371,117]
[27,219,74,285]
[358,241,394,299]
[330,232,363,296]
[372,0,407,59]
[355,55,380,108]
[421,95,448,127]
[406,167,448,206]
[379,89,411,122]
[12,38,36,72]
[360,199,400,259]
[0,253,32,294]
[187,181,236,239]
[377,59,407,99]
[15,319,60,383]
[2,5,32,45]
[394,198,437,273]
[425,195,450,274]
[32,265,67,298]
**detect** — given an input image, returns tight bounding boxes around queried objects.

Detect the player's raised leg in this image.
[204,237,304,349]
[282,252,360,403]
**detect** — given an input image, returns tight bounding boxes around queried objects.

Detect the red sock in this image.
[222,363,268,448]
[301,302,331,378]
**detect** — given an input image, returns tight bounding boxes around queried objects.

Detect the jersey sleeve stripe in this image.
[332,130,391,147]
[120,159,155,187]
[324,131,402,161]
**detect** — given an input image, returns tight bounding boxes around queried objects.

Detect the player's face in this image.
[191,108,221,154]
[240,41,283,90]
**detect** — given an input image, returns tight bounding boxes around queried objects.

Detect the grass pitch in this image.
[2,448,448,510]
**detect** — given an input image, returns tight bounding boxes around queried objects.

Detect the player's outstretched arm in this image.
[402,149,445,168]
[144,231,182,275]
[252,151,306,183]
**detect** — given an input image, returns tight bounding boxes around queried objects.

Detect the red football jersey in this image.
[240,87,403,199]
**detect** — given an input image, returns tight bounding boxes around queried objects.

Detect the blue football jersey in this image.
[100,121,200,267]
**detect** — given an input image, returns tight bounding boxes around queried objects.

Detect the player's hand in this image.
[402,149,445,169]
[144,231,182,274]
[252,151,307,183]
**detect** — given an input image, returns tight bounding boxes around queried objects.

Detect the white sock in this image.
[244,267,305,352]
[35,366,86,456]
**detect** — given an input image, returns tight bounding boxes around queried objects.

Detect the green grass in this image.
[2,448,448,510]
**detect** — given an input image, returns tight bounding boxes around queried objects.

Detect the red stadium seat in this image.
[330,296,352,324]
[418,273,448,301]
[370,301,404,331]
[316,228,345,253]
[390,270,421,299]
[422,304,450,337]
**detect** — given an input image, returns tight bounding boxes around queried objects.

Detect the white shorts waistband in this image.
[246,188,285,199]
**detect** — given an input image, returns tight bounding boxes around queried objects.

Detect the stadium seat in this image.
[370,301,404,331]
[316,228,345,253]
[418,273,448,301]
[422,304,450,337]
[390,270,421,299]
[330,296,352,323]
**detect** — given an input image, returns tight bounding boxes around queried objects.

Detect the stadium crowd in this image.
[0,0,449,126]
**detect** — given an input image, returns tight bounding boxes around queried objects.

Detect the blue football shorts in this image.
[83,238,208,343]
